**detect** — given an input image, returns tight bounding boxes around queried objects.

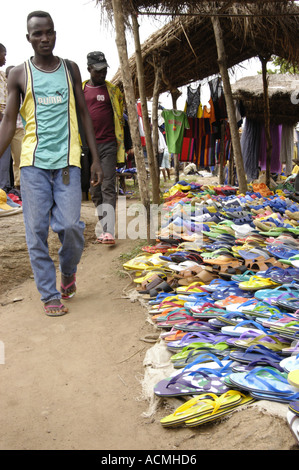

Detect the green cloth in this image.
[162,109,189,154]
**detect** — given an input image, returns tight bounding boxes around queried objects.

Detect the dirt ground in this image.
[0,189,298,451]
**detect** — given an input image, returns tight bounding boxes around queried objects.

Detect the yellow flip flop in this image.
[160,390,245,427]
[185,394,255,427]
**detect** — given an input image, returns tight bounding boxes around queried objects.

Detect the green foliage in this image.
[259,55,299,75]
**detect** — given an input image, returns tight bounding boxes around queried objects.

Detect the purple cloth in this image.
[259,124,282,173]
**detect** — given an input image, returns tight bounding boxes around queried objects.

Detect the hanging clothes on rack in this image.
[280,124,294,175]
[161,109,190,154]
[259,123,282,174]
[184,84,203,118]
[241,118,261,182]
[208,77,227,122]
[136,101,146,147]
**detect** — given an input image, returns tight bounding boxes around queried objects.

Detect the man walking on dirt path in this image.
[0,11,103,317]
[83,51,125,245]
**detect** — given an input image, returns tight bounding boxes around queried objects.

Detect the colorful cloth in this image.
[20,59,81,169]
[162,109,190,154]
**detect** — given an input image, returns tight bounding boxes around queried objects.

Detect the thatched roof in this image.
[231,74,299,125]
[101,2,299,99]
[97,1,296,19]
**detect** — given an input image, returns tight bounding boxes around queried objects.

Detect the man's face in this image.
[26,16,56,56]
[88,66,107,86]
[0,47,6,68]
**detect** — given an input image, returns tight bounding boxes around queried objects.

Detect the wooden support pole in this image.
[131,13,160,204]
[211,14,247,194]
[111,0,151,241]
[259,55,272,189]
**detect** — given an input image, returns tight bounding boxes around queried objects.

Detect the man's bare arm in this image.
[0,65,23,158]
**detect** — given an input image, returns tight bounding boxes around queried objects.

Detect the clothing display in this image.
[259,123,282,174]
[137,101,146,147]
[280,124,295,175]
[184,84,203,118]
[241,118,261,182]
[162,109,190,154]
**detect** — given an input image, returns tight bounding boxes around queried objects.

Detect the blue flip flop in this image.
[229,366,294,396]
[267,245,299,260]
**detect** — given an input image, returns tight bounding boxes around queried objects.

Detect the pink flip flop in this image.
[95,233,105,243]
[43,303,68,317]
[102,233,115,245]
[61,274,76,300]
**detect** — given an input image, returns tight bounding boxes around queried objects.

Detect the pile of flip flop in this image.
[123,181,299,443]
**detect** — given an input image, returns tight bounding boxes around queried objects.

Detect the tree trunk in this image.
[131,13,160,205]
[151,55,162,185]
[171,92,180,183]
[111,0,151,241]
[219,121,225,185]
[260,55,272,188]
[211,15,247,194]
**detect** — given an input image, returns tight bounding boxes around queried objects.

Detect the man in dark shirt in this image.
[83,51,125,245]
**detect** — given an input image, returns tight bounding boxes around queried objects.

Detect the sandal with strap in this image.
[102,232,115,245]
[61,274,76,300]
[44,301,69,317]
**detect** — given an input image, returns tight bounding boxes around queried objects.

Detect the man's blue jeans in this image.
[20,166,85,303]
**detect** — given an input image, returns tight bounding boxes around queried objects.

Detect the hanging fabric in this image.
[241,118,261,182]
[161,109,190,154]
[259,123,282,174]
[184,84,203,118]
[136,101,146,147]
[280,124,294,175]
[208,77,227,122]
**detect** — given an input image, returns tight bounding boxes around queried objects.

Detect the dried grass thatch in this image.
[97,1,299,100]
[97,1,296,19]
[231,74,299,124]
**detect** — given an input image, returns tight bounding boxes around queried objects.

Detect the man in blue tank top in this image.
[0,11,103,316]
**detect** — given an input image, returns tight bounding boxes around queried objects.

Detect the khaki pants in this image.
[11,127,25,187]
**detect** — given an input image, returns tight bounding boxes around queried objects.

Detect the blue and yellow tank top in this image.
[20,58,81,169]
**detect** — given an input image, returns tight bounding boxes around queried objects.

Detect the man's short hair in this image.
[27,11,53,28]
[0,44,6,52]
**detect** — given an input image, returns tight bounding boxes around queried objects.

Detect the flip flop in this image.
[288,370,299,390]
[233,334,290,352]
[61,274,76,300]
[229,366,293,396]
[280,354,299,373]
[287,410,299,444]
[95,233,104,243]
[289,400,299,416]
[43,302,68,317]
[221,319,270,337]
[254,285,298,302]
[154,368,231,397]
[102,232,116,245]
[229,345,284,367]
[184,395,255,427]
[160,390,244,427]
[238,275,280,291]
